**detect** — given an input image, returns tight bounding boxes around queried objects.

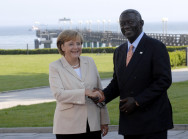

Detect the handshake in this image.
[85,88,105,108]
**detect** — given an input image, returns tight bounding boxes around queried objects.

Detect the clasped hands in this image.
[85,88,105,107]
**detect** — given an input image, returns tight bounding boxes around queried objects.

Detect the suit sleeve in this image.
[103,48,120,104]
[90,58,110,125]
[135,42,172,107]
[49,64,85,104]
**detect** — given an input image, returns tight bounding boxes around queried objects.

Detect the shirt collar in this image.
[127,32,144,52]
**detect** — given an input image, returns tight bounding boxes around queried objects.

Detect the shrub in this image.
[0,46,187,67]
[169,51,186,67]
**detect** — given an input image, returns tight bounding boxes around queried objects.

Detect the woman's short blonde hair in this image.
[56,30,84,56]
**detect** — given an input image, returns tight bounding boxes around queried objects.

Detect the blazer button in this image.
[134,76,137,79]
[81,82,85,87]
[130,91,134,94]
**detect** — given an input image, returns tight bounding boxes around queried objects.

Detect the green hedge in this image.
[1,46,187,55]
[167,46,188,52]
[0,46,187,67]
[0,47,116,55]
[0,49,59,55]
[82,47,116,53]
[169,51,186,67]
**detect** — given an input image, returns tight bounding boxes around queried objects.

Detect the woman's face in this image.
[61,38,82,60]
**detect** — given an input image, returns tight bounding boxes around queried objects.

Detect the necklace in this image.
[71,63,79,68]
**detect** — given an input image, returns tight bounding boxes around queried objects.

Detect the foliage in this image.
[166,46,188,52]
[169,51,186,67]
[0,47,116,55]
[1,46,188,55]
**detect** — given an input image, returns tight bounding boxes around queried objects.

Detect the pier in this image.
[34,29,188,49]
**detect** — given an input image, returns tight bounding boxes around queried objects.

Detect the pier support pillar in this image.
[34,39,39,49]
[83,42,87,48]
[93,42,97,48]
[44,43,51,48]
[87,42,91,47]
[99,42,103,47]
[186,47,188,66]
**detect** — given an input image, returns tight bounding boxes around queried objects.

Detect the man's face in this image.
[119,12,143,42]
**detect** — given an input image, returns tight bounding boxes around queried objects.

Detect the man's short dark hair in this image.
[120,9,142,21]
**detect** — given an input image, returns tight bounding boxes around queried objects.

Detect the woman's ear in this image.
[61,44,65,51]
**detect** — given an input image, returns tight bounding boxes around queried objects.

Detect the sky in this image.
[1,0,188,26]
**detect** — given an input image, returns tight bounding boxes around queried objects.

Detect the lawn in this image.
[168,81,188,124]
[0,54,186,92]
[0,54,113,92]
[0,81,187,127]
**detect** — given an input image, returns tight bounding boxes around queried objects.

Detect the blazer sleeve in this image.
[103,48,120,104]
[135,41,172,107]
[100,106,110,125]
[49,63,85,104]
[91,58,110,125]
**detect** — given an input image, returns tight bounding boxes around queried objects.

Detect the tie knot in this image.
[130,45,134,49]
[129,45,134,51]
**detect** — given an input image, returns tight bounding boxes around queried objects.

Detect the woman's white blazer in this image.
[49,56,110,134]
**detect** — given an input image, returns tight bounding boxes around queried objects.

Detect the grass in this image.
[0,103,55,127]
[0,81,188,127]
[0,54,113,92]
[168,81,188,124]
[0,54,186,92]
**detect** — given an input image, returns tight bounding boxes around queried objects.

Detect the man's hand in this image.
[87,88,106,108]
[85,89,103,99]
[92,88,105,103]
[120,97,137,114]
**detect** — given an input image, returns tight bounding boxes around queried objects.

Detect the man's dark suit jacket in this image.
[103,33,173,135]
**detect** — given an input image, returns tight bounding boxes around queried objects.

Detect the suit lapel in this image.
[60,56,82,81]
[118,43,128,69]
[123,34,148,83]
[79,56,88,81]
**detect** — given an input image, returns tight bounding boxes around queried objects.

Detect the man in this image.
[96,9,173,139]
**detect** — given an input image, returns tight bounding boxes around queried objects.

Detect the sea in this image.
[0,22,188,50]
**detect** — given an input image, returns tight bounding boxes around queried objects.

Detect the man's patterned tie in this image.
[126,45,134,66]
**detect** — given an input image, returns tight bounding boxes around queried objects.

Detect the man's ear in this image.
[140,20,144,26]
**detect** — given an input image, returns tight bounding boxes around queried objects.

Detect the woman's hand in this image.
[101,124,108,137]
[93,88,105,103]
[85,89,103,99]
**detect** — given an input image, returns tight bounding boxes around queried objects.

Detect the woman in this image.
[49,30,110,139]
